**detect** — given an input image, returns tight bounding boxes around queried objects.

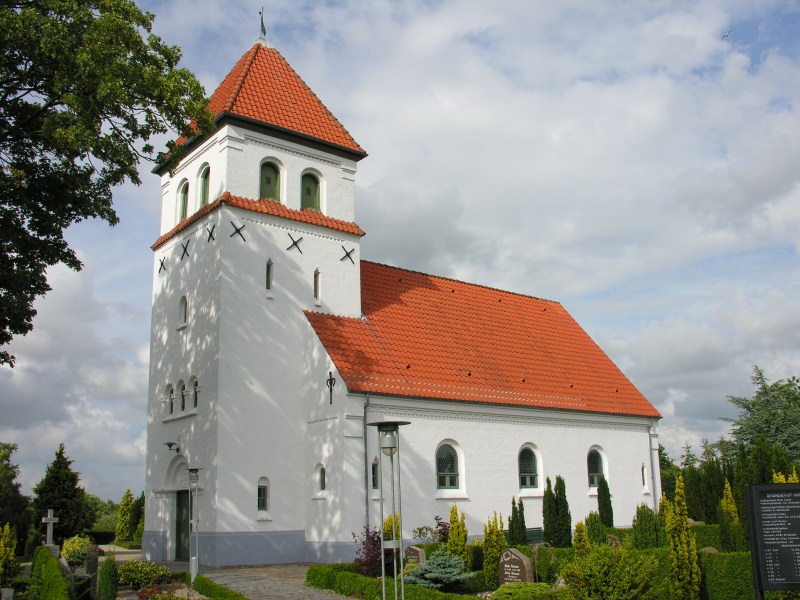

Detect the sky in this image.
[1,0,799,503]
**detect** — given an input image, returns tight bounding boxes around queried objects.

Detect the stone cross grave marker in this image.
[42,509,59,545]
[499,548,533,585]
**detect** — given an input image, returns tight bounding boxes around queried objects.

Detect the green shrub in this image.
[561,544,660,599]
[447,505,469,566]
[0,523,17,587]
[61,534,92,569]
[698,551,755,600]
[27,546,70,600]
[306,563,354,589]
[584,512,606,546]
[632,504,664,549]
[483,512,507,590]
[191,574,249,599]
[691,524,721,550]
[406,550,473,590]
[529,546,574,584]
[97,556,118,600]
[492,582,563,599]
[117,560,171,589]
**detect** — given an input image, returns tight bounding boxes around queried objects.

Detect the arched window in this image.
[519,448,538,488]
[436,444,459,489]
[588,449,603,488]
[313,269,321,302]
[166,385,175,416]
[260,162,280,201]
[319,466,326,491]
[199,166,210,206]
[178,296,188,327]
[179,181,189,220]
[192,380,199,409]
[301,173,320,210]
[257,477,269,512]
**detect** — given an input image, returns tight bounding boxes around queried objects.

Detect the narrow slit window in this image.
[319,467,326,491]
[179,296,188,326]
[266,259,273,291]
[371,460,379,490]
[257,482,268,511]
[199,167,210,206]
[313,269,321,302]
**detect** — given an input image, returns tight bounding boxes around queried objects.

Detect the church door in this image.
[175,490,190,561]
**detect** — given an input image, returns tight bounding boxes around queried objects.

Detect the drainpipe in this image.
[649,419,659,511]
[363,392,371,531]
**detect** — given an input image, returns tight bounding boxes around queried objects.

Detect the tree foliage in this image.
[507,497,527,546]
[725,366,800,463]
[665,476,700,600]
[542,477,556,546]
[446,504,468,566]
[596,476,613,528]
[718,479,745,552]
[0,0,213,365]
[31,444,92,542]
[482,512,506,591]
[115,489,133,543]
[573,521,591,559]
[632,503,663,549]
[0,442,29,546]
[553,476,572,548]
[0,522,17,587]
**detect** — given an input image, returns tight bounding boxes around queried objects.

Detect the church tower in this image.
[143,37,367,565]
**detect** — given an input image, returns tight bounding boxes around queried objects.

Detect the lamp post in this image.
[368,420,409,600]
[188,468,201,584]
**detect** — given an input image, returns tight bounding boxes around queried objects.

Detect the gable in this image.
[306,261,660,418]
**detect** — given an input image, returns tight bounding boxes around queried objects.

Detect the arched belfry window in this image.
[588,449,603,488]
[179,381,186,412]
[166,385,175,416]
[519,448,538,488]
[192,380,199,409]
[260,162,280,201]
[301,173,320,211]
[199,166,210,206]
[179,181,189,220]
[436,444,459,489]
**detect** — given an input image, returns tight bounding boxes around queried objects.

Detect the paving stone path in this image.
[202,564,346,599]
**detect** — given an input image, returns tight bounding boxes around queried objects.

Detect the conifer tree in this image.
[115,489,134,543]
[482,512,506,590]
[573,521,591,559]
[130,492,145,542]
[508,497,519,545]
[597,476,613,528]
[666,476,700,600]
[719,479,744,552]
[542,477,556,546]
[517,498,527,544]
[31,444,92,542]
[554,476,572,547]
[632,503,662,549]
[446,504,468,566]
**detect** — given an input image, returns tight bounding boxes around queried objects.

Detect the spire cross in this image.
[42,509,59,545]
[259,7,266,39]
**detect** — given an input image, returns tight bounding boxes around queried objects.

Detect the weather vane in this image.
[259,6,266,39]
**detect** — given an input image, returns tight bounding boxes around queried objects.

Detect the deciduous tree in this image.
[0,0,212,365]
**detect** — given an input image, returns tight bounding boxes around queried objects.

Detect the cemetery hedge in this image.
[691,524,721,550]
[27,546,70,600]
[192,575,250,599]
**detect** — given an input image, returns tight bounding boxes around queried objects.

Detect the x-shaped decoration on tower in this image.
[286,233,303,253]
[340,246,355,264]
[180,240,190,260]
[158,258,167,273]
[207,224,216,242]
[230,221,246,242]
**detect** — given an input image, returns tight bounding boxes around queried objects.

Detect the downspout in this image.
[649,419,659,511]
[363,392,371,531]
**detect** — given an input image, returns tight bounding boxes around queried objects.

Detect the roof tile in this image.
[306,262,660,418]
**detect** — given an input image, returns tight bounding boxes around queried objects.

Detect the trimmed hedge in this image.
[192,575,250,599]
[492,582,566,599]
[27,547,70,600]
[699,551,755,600]
[117,560,172,588]
[692,524,721,550]
[306,562,477,598]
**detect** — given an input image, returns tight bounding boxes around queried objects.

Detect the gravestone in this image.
[405,545,426,564]
[42,509,59,558]
[499,548,533,585]
[607,534,621,548]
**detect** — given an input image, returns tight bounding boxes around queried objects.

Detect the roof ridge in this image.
[362,260,560,305]
[223,44,260,113]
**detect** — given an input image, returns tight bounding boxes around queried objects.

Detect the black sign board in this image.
[746,483,800,598]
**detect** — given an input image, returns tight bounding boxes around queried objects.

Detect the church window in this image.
[519,448,538,488]
[179,181,189,221]
[313,269,321,302]
[179,382,186,411]
[257,477,269,512]
[266,259,273,290]
[588,449,603,488]
[166,385,175,416]
[178,296,188,327]
[319,466,326,491]
[260,162,280,201]
[199,166,210,206]
[371,459,379,490]
[301,173,320,211]
[436,444,459,489]
[192,380,199,409]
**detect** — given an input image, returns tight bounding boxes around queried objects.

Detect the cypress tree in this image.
[508,498,518,545]
[446,504,468,566]
[542,477,556,546]
[573,521,591,559]
[517,498,527,544]
[31,444,92,542]
[482,512,506,590]
[666,476,700,600]
[597,476,613,528]
[719,479,744,552]
[115,490,134,543]
[553,476,572,547]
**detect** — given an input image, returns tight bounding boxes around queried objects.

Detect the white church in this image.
[142,36,662,567]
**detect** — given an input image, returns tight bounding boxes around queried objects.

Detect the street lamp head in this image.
[367,420,410,456]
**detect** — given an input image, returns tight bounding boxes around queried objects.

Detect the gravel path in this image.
[201,564,346,599]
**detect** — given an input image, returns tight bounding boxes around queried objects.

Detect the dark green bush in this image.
[97,555,118,600]
[692,524,721,550]
[192,574,250,599]
[698,551,754,600]
[529,546,574,583]
[117,560,171,589]
[492,582,566,599]
[26,546,70,600]
[561,545,660,599]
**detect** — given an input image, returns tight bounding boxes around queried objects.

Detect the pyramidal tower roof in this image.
[207,39,365,157]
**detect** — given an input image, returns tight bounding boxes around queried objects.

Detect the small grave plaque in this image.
[499,548,533,585]
[405,545,426,564]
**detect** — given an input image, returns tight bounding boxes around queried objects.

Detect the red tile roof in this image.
[306,262,660,418]
[207,41,365,156]
[151,192,365,250]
